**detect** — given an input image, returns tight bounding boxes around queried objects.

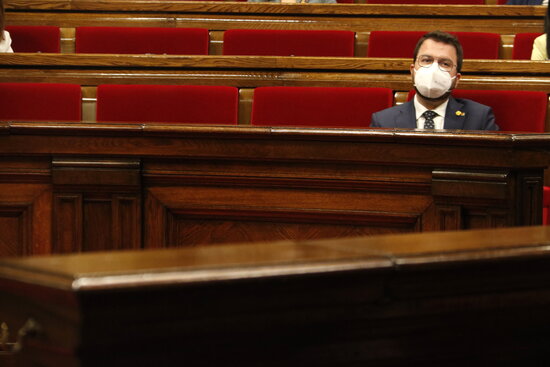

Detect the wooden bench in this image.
[2,225,550,366]
[0,122,548,257]
[5,1,546,57]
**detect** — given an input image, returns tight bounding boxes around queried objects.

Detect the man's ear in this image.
[454,72,461,87]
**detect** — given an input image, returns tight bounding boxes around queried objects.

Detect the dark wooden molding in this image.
[0,124,547,255]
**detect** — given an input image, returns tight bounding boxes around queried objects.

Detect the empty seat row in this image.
[0,83,545,133]
[0,82,546,224]
[3,26,543,59]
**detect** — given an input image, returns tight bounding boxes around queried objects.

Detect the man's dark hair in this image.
[413,31,463,73]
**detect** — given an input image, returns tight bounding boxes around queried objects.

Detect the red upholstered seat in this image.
[96,84,239,124]
[251,86,393,128]
[367,31,424,58]
[407,89,547,132]
[223,29,355,57]
[0,83,81,121]
[512,33,543,60]
[5,26,60,53]
[450,89,547,132]
[75,27,209,55]
[367,31,501,59]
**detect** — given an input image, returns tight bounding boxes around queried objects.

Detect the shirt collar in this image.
[414,94,449,121]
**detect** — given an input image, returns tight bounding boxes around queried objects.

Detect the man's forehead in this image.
[418,39,458,61]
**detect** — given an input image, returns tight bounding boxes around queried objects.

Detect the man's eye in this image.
[440,60,453,68]
[420,57,433,63]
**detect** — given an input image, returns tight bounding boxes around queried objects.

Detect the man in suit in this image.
[371,31,499,131]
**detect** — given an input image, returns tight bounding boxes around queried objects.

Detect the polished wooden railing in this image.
[0,122,548,257]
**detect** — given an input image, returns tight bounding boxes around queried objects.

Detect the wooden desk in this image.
[0,122,548,257]
[1,225,550,366]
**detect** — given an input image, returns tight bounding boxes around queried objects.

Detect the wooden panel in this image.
[53,194,82,254]
[515,171,544,225]
[146,185,427,248]
[0,185,52,257]
[0,124,548,255]
[52,158,142,254]
[113,196,141,251]
[435,205,462,231]
[83,196,112,252]
[0,206,29,257]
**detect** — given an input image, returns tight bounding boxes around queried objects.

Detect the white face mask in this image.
[414,62,456,99]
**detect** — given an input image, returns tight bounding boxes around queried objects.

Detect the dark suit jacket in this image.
[506,0,542,4]
[370,97,499,131]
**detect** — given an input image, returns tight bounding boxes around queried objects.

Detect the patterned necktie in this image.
[422,110,437,129]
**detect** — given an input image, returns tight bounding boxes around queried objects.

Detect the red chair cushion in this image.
[452,31,501,59]
[0,83,81,121]
[367,31,425,58]
[368,31,500,59]
[223,29,355,57]
[96,84,239,124]
[512,33,543,60]
[76,27,209,55]
[5,26,60,53]
[451,89,547,132]
[251,86,394,128]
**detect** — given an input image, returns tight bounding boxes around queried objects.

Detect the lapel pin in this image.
[455,110,465,117]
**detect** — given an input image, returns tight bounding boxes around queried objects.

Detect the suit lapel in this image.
[444,97,466,130]
[395,100,417,129]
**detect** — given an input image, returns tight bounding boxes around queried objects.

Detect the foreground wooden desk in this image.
[1,225,550,366]
[0,123,548,257]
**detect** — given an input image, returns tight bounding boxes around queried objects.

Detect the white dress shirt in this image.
[414,94,449,130]
[0,31,13,53]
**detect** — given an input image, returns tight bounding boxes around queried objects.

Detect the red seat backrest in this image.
[0,83,81,121]
[367,31,425,58]
[452,31,501,59]
[251,86,394,128]
[96,84,239,125]
[512,33,543,60]
[5,26,60,53]
[451,89,547,132]
[408,89,547,133]
[75,27,209,55]
[223,29,355,57]
[367,31,501,59]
